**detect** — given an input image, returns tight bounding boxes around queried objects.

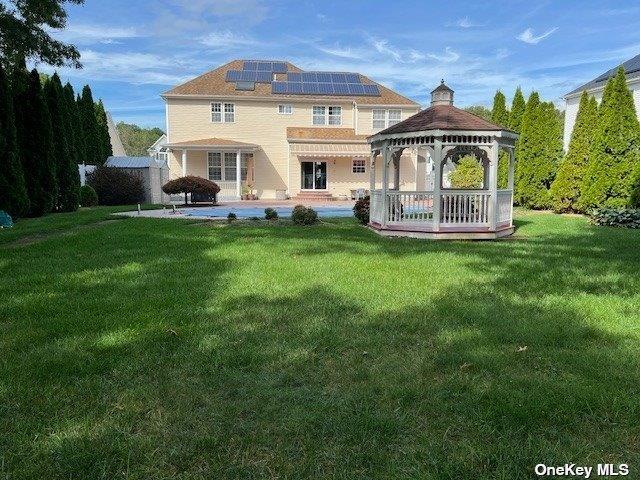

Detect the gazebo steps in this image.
[292,191,337,201]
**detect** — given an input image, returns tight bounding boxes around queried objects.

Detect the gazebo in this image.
[367,81,518,240]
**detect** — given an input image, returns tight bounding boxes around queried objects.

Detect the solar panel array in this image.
[226,70,273,83]
[272,81,380,96]
[242,61,287,73]
[286,72,361,83]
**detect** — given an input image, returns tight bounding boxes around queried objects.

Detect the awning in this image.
[166,137,259,151]
[289,142,371,157]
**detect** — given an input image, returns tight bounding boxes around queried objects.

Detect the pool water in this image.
[182,205,354,219]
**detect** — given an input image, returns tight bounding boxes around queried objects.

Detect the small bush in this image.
[264,208,278,220]
[249,216,260,221]
[227,212,237,223]
[353,196,370,224]
[79,185,98,207]
[162,176,220,204]
[590,208,640,228]
[87,166,145,206]
[291,205,318,225]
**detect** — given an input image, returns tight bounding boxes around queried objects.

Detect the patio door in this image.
[301,161,327,190]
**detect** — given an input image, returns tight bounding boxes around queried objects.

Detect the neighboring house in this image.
[105,156,170,204]
[107,111,127,156]
[148,134,168,163]
[563,53,640,151]
[162,60,420,200]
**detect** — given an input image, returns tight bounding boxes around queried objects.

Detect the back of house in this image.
[162,60,420,200]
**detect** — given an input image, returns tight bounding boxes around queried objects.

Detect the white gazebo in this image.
[367,81,518,240]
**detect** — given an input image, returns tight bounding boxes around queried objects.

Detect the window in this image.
[352,158,366,174]
[224,103,235,122]
[224,152,237,180]
[212,102,235,122]
[372,109,402,130]
[313,106,326,125]
[207,152,222,180]
[278,104,293,114]
[211,103,222,123]
[313,105,342,125]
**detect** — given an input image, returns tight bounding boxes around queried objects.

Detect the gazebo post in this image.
[507,148,515,190]
[381,143,390,227]
[489,139,500,231]
[432,137,443,232]
[392,150,401,190]
[369,150,377,195]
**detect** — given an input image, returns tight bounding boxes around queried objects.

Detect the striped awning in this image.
[289,142,371,157]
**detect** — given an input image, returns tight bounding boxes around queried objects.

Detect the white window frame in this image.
[312,105,342,126]
[278,104,293,115]
[211,102,235,123]
[372,108,402,130]
[207,152,222,180]
[207,151,250,181]
[352,158,366,174]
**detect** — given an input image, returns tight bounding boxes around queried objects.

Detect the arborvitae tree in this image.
[492,90,510,188]
[509,87,526,133]
[64,82,86,166]
[491,90,509,127]
[550,92,597,212]
[0,64,29,217]
[78,85,102,165]
[581,67,640,209]
[515,93,562,208]
[14,69,57,216]
[95,99,113,161]
[44,73,79,212]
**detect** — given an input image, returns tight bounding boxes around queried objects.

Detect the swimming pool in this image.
[182,205,355,219]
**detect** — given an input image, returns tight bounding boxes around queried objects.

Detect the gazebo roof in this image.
[376,104,512,136]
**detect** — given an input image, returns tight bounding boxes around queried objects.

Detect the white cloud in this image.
[369,38,426,64]
[427,47,460,63]
[517,27,558,44]
[200,30,260,50]
[316,45,363,60]
[448,16,485,28]
[52,24,142,45]
[496,48,510,60]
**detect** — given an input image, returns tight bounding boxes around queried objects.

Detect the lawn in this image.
[1,208,639,479]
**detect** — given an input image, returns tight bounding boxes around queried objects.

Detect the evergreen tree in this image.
[0,64,29,217]
[492,90,510,188]
[13,69,57,216]
[491,90,509,127]
[581,67,640,209]
[78,85,102,165]
[95,99,113,161]
[509,87,526,133]
[64,82,86,166]
[515,93,562,208]
[44,73,79,211]
[550,91,598,212]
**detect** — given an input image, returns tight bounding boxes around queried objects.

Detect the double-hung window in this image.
[312,105,342,125]
[208,152,251,181]
[211,102,235,122]
[372,109,402,130]
[224,152,237,180]
[207,152,222,180]
[352,158,366,174]
[278,104,293,114]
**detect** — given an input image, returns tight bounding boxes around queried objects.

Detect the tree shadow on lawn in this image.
[1,216,639,479]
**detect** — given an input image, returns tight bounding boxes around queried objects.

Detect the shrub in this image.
[589,208,640,228]
[449,155,484,189]
[291,205,318,225]
[264,208,278,220]
[227,212,237,222]
[87,166,145,206]
[249,216,260,221]
[162,176,220,205]
[630,165,640,208]
[353,196,370,224]
[79,185,98,207]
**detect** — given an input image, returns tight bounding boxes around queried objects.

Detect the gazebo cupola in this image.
[367,81,518,240]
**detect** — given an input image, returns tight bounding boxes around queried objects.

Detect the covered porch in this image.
[368,81,518,240]
[166,138,259,200]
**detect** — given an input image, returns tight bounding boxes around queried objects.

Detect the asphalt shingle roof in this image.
[565,53,640,96]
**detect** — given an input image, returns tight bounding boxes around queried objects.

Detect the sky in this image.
[39,0,640,129]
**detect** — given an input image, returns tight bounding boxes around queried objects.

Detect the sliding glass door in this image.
[301,161,327,190]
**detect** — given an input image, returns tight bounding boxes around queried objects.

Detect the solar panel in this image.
[287,72,302,82]
[272,62,287,73]
[257,61,271,71]
[345,73,360,83]
[255,71,273,83]
[362,84,380,95]
[316,72,332,83]
[302,83,320,94]
[332,83,350,94]
[272,82,287,94]
[318,82,333,94]
[271,81,379,96]
[348,83,365,95]
[243,61,257,71]
[235,81,255,91]
[301,72,318,83]
[288,82,303,94]
[226,70,272,83]
[331,73,347,83]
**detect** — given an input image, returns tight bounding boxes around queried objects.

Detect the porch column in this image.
[488,140,500,231]
[236,149,241,199]
[381,143,390,227]
[181,149,187,177]
[432,138,443,232]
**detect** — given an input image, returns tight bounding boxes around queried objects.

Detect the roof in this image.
[565,53,640,96]
[287,127,367,142]
[105,156,155,168]
[375,104,512,136]
[166,137,259,149]
[163,60,418,106]
[431,80,454,94]
[147,134,167,153]
[106,111,126,156]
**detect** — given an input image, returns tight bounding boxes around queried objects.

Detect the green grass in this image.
[1,208,639,479]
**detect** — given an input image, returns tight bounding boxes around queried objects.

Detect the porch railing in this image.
[217,181,241,199]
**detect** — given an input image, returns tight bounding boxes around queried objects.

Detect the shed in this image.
[105,156,170,204]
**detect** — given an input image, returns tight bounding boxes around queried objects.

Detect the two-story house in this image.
[162,60,420,200]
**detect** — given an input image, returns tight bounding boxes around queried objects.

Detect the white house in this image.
[563,53,640,151]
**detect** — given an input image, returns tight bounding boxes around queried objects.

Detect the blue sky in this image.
[40,0,640,128]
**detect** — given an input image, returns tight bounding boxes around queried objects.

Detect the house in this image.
[105,156,170,204]
[161,60,420,200]
[563,53,640,151]
[147,134,168,164]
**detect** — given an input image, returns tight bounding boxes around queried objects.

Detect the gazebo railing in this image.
[441,190,490,225]
[497,189,513,225]
[386,191,435,222]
